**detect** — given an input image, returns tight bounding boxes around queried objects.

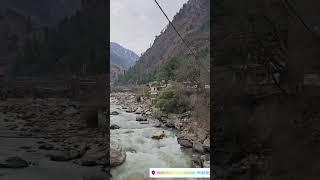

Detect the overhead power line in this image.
[153,0,210,74]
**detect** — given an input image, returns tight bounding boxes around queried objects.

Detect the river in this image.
[110,97,194,180]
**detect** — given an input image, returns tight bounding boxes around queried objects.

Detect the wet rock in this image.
[135,107,143,114]
[0,156,28,168]
[151,131,166,140]
[136,116,147,121]
[193,142,205,154]
[110,138,126,167]
[177,136,193,148]
[110,111,119,115]
[110,124,120,130]
[165,121,175,128]
[123,130,134,134]
[153,123,162,128]
[39,143,54,150]
[125,147,137,153]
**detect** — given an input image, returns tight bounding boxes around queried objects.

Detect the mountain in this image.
[117,0,210,85]
[110,42,139,82]
[110,42,139,69]
[0,0,81,25]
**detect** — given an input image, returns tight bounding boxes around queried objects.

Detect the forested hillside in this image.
[117,0,210,85]
[10,0,107,77]
[0,0,81,25]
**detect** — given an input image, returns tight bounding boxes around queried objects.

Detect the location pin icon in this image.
[152,170,155,175]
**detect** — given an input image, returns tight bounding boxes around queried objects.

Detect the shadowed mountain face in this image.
[0,0,81,25]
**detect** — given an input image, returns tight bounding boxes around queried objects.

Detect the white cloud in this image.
[110,0,189,55]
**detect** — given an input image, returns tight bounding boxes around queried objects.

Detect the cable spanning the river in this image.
[153,0,210,74]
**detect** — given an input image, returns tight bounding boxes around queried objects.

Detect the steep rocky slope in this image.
[117,0,210,84]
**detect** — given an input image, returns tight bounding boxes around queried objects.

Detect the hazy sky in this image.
[110,0,188,55]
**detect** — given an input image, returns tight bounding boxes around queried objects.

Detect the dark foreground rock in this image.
[0,156,28,168]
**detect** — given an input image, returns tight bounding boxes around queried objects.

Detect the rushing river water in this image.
[110,98,193,180]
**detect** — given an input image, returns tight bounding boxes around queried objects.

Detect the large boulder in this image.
[177,135,193,148]
[151,131,166,140]
[110,138,126,167]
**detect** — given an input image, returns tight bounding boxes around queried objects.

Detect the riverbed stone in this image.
[110,124,120,130]
[110,138,126,167]
[193,142,205,154]
[136,116,147,121]
[151,131,166,140]
[110,111,119,115]
[177,136,193,148]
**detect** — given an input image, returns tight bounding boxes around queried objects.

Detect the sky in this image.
[110,0,189,55]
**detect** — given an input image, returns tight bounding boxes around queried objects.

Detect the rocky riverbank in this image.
[0,98,109,180]
[111,92,210,168]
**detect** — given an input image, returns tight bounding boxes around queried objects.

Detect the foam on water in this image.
[110,100,193,180]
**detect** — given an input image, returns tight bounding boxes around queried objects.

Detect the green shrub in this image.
[155,83,189,113]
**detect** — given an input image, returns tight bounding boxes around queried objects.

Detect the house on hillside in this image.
[149,80,167,104]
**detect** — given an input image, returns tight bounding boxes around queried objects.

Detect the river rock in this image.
[110,139,126,167]
[151,131,166,140]
[165,121,175,128]
[0,156,28,168]
[48,144,88,161]
[193,142,205,154]
[136,116,147,121]
[203,140,210,153]
[125,147,137,153]
[177,136,193,148]
[135,107,143,114]
[110,124,120,130]
[110,111,119,115]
